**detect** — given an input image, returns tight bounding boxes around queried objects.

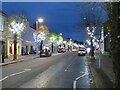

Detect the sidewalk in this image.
[0,52,62,66]
[87,51,115,88]
[0,54,39,66]
[52,51,63,56]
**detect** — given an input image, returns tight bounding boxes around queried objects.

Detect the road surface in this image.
[1,52,91,88]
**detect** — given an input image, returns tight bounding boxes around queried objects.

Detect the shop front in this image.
[6,39,22,60]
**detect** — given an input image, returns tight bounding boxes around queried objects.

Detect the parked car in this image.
[40,49,52,57]
[72,48,78,52]
[58,48,66,53]
[78,48,86,56]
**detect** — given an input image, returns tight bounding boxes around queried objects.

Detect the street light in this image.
[59,33,62,36]
[38,18,44,23]
[33,20,49,56]
[8,15,28,60]
[36,18,44,53]
[36,18,44,31]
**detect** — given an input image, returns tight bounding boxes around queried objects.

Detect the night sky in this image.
[2,2,108,42]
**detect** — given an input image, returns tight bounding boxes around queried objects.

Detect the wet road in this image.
[2,52,91,88]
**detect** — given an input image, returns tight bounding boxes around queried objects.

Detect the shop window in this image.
[9,44,12,54]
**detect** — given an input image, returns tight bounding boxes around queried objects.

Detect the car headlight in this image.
[83,52,86,53]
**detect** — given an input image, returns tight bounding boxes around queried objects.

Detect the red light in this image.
[10,44,12,54]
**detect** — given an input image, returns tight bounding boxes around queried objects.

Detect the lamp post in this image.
[36,18,44,51]
[8,15,28,60]
[59,33,62,47]
[59,33,62,36]
[98,26,103,69]
[36,18,44,31]
[34,19,49,56]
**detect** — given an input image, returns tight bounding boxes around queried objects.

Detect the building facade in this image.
[0,11,5,62]
[21,27,37,55]
[0,11,22,60]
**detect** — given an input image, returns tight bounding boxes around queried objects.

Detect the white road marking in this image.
[24,69,31,71]
[65,59,75,71]
[0,69,31,82]
[9,69,31,77]
[79,71,86,74]
[73,72,89,90]
[75,73,88,81]
[0,76,9,82]
[9,71,27,76]
[65,69,73,73]
[73,80,76,90]
[65,69,67,71]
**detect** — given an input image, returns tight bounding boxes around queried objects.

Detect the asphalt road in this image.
[1,52,91,88]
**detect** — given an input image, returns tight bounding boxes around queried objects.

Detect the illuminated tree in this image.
[106,2,120,88]
[8,14,28,60]
[33,25,49,52]
[47,32,58,52]
[74,3,108,58]
[57,35,63,47]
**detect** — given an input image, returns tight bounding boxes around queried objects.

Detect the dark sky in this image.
[2,2,108,42]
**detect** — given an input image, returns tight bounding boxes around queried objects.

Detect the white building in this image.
[21,27,37,55]
[0,11,5,62]
[0,11,23,60]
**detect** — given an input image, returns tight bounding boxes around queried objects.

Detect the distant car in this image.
[58,48,66,53]
[72,48,78,52]
[65,48,68,52]
[78,48,86,56]
[40,49,52,57]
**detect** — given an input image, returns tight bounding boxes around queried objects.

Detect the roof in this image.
[0,10,7,16]
[22,27,36,42]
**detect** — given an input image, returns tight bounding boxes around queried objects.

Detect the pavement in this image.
[1,52,92,89]
[0,52,61,66]
[0,54,38,66]
[87,50,115,88]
